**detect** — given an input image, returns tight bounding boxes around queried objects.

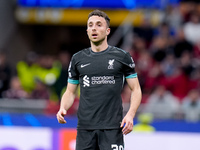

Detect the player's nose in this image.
[92,26,97,31]
[92,28,96,31]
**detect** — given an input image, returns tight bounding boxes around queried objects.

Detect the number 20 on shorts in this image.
[111,144,124,150]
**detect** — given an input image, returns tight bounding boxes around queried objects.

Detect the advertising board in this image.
[0,127,199,150]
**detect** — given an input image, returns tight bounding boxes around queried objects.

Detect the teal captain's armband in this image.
[68,78,79,84]
[125,73,137,79]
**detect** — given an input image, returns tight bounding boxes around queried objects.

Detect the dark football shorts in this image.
[76,128,124,150]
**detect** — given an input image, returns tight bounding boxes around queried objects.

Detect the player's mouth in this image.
[92,33,98,38]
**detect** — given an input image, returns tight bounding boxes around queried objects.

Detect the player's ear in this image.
[106,28,110,36]
[86,28,88,34]
[86,23,89,32]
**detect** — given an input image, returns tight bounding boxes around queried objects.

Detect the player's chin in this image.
[90,38,99,43]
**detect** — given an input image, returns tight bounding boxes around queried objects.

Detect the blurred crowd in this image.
[0,0,200,122]
[0,49,76,114]
[123,1,200,122]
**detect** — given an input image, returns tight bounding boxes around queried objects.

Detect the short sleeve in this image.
[68,55,79,84]
[122,52,137,78]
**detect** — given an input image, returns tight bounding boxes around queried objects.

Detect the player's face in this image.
[87,16,110,44]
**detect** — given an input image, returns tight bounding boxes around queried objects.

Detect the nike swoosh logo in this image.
[81,63,90,68]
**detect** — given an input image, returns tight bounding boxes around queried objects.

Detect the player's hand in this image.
[120,114,134,135]
[56,109,67,124]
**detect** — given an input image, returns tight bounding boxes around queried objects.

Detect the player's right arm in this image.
[57,83,78,124]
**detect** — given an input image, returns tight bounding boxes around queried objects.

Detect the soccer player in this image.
[56,9,142,150]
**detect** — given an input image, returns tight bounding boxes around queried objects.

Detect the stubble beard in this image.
[91,36,106,46]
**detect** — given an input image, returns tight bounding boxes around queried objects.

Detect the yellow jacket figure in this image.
[133,113,156,132]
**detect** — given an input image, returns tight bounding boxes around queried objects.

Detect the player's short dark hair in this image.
[88,9,110,27]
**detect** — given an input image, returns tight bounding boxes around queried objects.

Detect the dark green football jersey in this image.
[68,46,137,129]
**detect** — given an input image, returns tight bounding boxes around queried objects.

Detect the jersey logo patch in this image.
[108,59,115,69]
[81,63,90,68]
[83,75,90,87]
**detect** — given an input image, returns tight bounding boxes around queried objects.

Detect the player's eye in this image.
[88,23,93,27]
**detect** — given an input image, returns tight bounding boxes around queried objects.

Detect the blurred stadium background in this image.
[0,0,200,149]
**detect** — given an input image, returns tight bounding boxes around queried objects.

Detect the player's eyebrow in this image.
[88,19,102,24]
[96,21,102,24]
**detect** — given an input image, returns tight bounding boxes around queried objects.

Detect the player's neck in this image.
[90,39,108,52]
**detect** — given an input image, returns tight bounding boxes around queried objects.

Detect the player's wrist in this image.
[59,107,68,112]
[127,110,136,118]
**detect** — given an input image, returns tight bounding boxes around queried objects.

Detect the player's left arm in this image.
[121,77,142,135]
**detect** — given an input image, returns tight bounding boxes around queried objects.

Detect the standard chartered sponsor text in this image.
[91,76,115,84]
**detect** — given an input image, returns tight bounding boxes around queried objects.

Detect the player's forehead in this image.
[87,16,106,24]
